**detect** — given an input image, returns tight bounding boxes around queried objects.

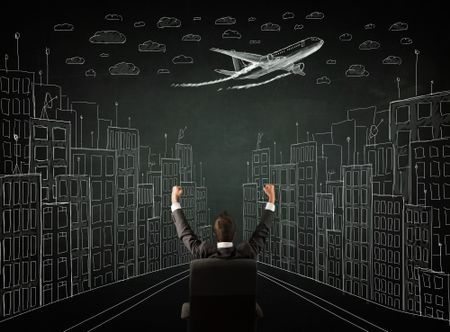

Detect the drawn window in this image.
[430,146,439,157]
[1,76,9,93]
[444,184,450,200]
[12,98,20,115]
[414,147,425,159]
[253,154,259,163]
[53,127,66,141]
[23,78,30,94]
[396,131,410,148]
[105,156,114,176]
[53,147,66,160]
[1,98,10,115]
[33,125,48,140]
[430,161,440,178]
[395,105,410,124]
[417,102,431,120]
[440,101,450,116]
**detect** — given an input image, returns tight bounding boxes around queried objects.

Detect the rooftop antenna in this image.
[178,126,187,142]
[128,116,131,128]
[164,133,168,157]
[246,161,250,182]
[256,132,263,150]
[200,162,203,186]
[296,121,299,143]
[13,134,21,174]
[80,115,84,148]
[430,80,434,94]
[114,101,119,126]
[14,32,20,70]
[4,54,8,72]
[38,70,43,86]
[273,141,276,164]
[396,77,401,99]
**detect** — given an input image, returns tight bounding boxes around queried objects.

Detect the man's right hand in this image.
[263,184,275,204]
[172,186,183,204]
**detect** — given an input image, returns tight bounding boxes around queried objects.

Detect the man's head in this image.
[213,211,236,243]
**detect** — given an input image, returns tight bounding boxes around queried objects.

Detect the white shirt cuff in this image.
[171,202,181,212]
[265,202,275,212]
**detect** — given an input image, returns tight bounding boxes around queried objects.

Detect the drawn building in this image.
[71,148,117,288]
[0,173,41,318]
[195,186,210,242]
[342,164,373,300]
[148,216,161,272]
[326,180,344,231]
[326,229,343,289]
[290,142,317,278]
[364,142,394,195]
[161,158,181,268]
[107,126,139,280]
[180,181,195,263]
[175,143,193,182]
[410,137,450,273]
[372,194,404,310]
[389,91,450,198]
[56,174,91,295]
[147,170,162,219]
[0,69,34,174]
[417,268,450,320]
[137,183,154,274]
[41,202,71,305]
[242,183,258,242]
[29,117,71,203]
[315,193,334,282]
[251,148,271,264]
[404,204,432,314]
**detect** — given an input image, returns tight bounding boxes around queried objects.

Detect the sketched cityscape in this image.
[243,91,450,321]
[0,55,212,318]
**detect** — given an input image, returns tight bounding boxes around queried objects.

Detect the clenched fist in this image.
[263,184,275,204]
[172,186,183,204]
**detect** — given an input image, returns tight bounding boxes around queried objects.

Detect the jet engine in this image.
[291,62,305,75]
[260,53,275,62]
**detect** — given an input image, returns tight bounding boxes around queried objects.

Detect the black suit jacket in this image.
[171,207,274,259]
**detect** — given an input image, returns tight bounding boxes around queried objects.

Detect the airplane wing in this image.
[210,48,262,63]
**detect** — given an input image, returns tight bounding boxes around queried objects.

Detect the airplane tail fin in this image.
[232,57,246,71]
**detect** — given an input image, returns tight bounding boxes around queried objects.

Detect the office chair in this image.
[181,258,263,332]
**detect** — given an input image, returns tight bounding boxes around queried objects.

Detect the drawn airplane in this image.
[172,37,324,89]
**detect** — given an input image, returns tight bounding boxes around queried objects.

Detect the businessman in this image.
[171,184,275,259]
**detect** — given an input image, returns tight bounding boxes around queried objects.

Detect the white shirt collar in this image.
[217,242,233,249]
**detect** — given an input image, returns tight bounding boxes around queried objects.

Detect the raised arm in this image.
[171,185,212,258]
[247,184,275,256]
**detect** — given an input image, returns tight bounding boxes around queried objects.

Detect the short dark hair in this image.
[213,211,236,242]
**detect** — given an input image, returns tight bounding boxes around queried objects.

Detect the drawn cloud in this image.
[134,21,146,28]
[109,62,140,75]
[138,40,166,52]
[54,23,74,31]
[389,22,408,31]
[248,17,256,22]
[261,22,281,32]
[157,68,170,74]
[85,69,96,77]
[282,12,295,20]
[157,17,181,28]
[294,24,304,30]
[326,59,336,65]
[89,30,126,44]
[99,53,109,58]
[105,14,123,21]
[222,29,241,39]
[339,33,352,41]
[359,40,380,50]
[400,37,413,45]
[215,16,236,25]
[306,11,324,20]
[182,34,201,42]
[172,55,194,64]
[382,55,402,65]
[65,56,85,65]
[364,23,376,30]
[345,64,369,77]
[316,76,331,85]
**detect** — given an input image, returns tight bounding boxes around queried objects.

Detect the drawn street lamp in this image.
[14,32,20,70]
[246,161,250,183]
[396,77,401,99]
[80,115,84,148]
[414,49,420,96]
[346,137,351,165]
[273,141,276,164]
[164,133,168,157]
[45,47,50,84]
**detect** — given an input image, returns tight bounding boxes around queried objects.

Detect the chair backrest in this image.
[188,258,257,332]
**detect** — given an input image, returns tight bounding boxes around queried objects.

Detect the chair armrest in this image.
[181,302,190,320]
